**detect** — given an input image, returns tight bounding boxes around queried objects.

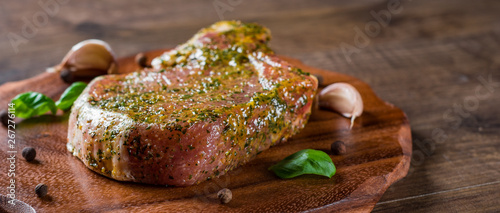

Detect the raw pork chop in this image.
[67,21,318,186]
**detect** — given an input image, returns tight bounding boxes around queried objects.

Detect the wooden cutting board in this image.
[0,49,411,213]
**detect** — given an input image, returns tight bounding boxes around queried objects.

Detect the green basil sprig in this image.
[269,149,336,179]
[11,82,88,119]
[11,92,57,119]
[55,82,88,110]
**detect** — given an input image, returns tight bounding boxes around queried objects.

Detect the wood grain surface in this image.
[0,50,411,212]
[1,0,499,212]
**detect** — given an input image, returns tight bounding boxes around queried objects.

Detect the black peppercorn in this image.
[217,188,232,204]
[22,147,36,162]
[35,184,48,198]
[135,53,149,68]
[1,110,9,127]
[331,140,347,155]
[60,69,74,83]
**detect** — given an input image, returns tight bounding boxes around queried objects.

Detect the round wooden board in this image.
[0,49,411,213]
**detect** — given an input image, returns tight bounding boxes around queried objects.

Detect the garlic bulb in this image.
[319,82,363,128]
[48,39,118,79]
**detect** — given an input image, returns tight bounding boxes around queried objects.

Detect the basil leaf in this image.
[11,92,57,119]
[55,82,88,110]
[269,149,336,179]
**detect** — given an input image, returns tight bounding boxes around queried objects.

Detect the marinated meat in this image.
[67,21,318,186]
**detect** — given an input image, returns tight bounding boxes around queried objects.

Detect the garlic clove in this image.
[319,82,363,128]
[48,39,118,78]
[66,42,115,71]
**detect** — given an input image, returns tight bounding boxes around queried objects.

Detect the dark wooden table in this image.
[1,0,499,212]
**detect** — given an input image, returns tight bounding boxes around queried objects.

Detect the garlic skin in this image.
[48,39,118,75]
[319,82,363,128]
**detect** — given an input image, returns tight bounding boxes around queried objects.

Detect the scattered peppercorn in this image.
[331,140,347,155]
[1,110,9,127]
[313,74,324,86]
[60,69,74,83]
[135,53,149,68]
[60,68,99,83]
[35,184,48,198]
[22,147,36,162]
[217,188,232,204]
